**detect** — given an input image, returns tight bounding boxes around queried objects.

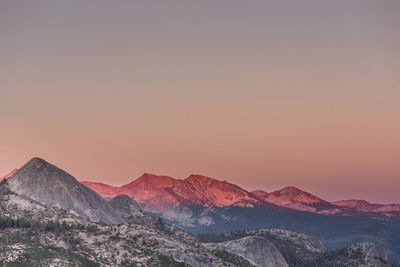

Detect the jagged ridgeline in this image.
[0,157,397,266]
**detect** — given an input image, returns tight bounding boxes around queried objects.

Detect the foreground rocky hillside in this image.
[198,230,392,267]
[310,242,390,267]
[0,178,242,266]
[197,229,326,266]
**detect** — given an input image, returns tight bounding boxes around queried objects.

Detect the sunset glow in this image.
[1,0,399,203]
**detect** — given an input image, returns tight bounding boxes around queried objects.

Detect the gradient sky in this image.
[1,0,399,203]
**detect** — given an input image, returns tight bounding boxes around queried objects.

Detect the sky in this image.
[1,0,399,203]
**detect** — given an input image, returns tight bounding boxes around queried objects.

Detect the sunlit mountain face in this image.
[81,174,400,218]
[79,170,400,262]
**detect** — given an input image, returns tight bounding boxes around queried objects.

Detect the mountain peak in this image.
[15,157,73,184]
[7,157,124,224]
[27,157,50,166]
[20,157,62,177]
[106,173,177,203]
[272,186,323,201]
[122,172,176,190]
[131,173,176,186]
[280,186,303,193]
[251,190,269,200]
[141,172,158,178]
[260,186,332,212]
[185,174,217,183]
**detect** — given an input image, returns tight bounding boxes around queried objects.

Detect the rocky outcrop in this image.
[251,229,326,254]
[198,228,327,266]
[205,236,288,267]
[311,242,390,267]
[108,194,155,225]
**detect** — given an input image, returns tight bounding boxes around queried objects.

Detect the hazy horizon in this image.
[1,1,399,203]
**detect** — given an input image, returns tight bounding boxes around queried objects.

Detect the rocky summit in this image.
[6,157,124,225]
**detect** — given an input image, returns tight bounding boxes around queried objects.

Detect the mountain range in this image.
[80,169,400,262]
[81,173,400,219]
[1,157,399,265]
[5,165,399,218]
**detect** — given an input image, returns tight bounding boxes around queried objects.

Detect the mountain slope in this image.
[333,199,400,216]
[83,175,400,218]
[108,194,156,225]
[79,181,120,200]
[0,168,17,181]
[144,175,262,227]
[143,174,259,210]
[83,174,258,208]
[7,157,124,224]
[83,174,263,226]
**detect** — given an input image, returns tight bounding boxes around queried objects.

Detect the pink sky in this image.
[0,1,399,203]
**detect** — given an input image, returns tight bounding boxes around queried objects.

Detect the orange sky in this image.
[1,0,399,203]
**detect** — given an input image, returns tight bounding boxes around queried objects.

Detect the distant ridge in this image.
[82,174,400,218]
[83,173,260,207]
[252,186,338,213]
[332,199,400,214]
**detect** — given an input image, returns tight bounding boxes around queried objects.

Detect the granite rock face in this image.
[206,236,288,267]
[108,194,156,225]
[7,157,124,225]
[332,242,390,267]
